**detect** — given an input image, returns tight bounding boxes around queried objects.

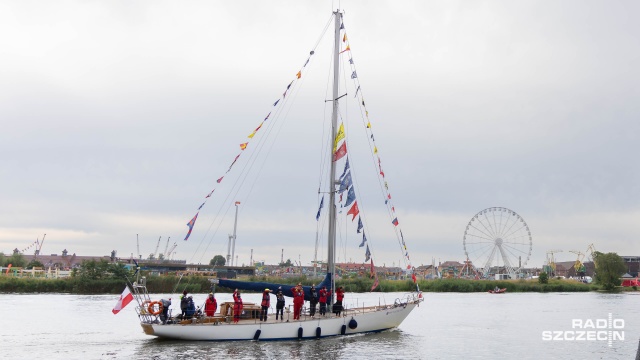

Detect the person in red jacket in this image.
[232,289,243,323]
[204,293,217,317]
[259,288,271,321]
[318,286,328,316]
[334,286,344,317]
[292,283,305,320]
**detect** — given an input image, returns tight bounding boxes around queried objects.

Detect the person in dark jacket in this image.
[309,284,318,318]
[160,298,171,324]
[180,290,188,319]
[259,288,271,321]
[275,286,285,321]
[185,296,196,319]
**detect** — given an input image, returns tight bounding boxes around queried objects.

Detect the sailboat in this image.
[130,9,423,341]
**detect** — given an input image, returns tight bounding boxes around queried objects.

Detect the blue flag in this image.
[357,216,363,233]
[345,186,356,207]
[359,232,367,248]
[339,172,352,193]
[340,158,350,180]
[316,196,324,221]
[365,244,371,261]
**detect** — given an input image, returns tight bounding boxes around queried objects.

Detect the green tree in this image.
[72,259,131,280]
[26,260,44,269]
[593,251,626,291]
[210,255,226,266]
[538,272,549,284]
[0,252,5,266]
[3,253,27,268]
[279,259,293,267]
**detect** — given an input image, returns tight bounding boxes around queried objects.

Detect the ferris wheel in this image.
[463,207,532,279]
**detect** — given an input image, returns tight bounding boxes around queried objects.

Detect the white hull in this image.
[141,302,420,341]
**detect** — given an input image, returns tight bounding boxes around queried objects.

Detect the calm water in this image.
[1,291,638,359]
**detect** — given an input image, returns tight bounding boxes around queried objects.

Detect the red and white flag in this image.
[112,286,134,314]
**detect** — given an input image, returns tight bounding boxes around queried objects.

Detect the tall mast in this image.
[327,10,342,295]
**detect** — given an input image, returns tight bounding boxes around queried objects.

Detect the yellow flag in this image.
[248,132,256,138]
[374,146,378,154]
[296,71,301,79]
[367,121,371,128]
[334,123,345,151]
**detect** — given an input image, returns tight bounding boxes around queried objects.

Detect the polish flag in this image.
[112,287,134,314]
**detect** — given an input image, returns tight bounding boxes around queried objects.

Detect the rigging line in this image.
[189,13,335,264]
[344,40,408,268]
[195,20,333,264]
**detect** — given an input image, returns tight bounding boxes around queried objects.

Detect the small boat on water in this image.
[488,288,507,294]
[129,8,422,341]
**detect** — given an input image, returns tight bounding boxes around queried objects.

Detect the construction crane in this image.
[568,250,586,274]
[160,237,170,260]
[152,236,162,260]
[545,249,563,276]
[586,243,597,262]
[165,242,177,260]
[34,234,47,260]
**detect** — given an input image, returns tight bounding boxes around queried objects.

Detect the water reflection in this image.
[132,329,409,360]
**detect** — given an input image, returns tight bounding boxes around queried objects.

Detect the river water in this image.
[1,291,638,359]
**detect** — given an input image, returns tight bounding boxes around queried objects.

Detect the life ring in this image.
[147,301,163,315]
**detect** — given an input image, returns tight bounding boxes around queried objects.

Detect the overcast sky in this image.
[1,1,638,270]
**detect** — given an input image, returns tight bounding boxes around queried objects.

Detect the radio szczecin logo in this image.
[542,313,624,347]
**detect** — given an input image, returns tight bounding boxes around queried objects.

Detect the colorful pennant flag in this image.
[340,158,350,179]
[340,45,350,54]
[333,142,347,162]
[316,196,324,221]
[273,99,280,106]
[357,217,363,233]
[347,201,359,221]
[205,189,214,198]
[365,244,371,262]
[345,186,356,207]
[334,123,345,151]
[392,218,399,226]
[240,142,248,150]
[296,71,301,79]
[184,212,199,241]
[217,176,224,183]
[371,276,379,291]
[338,172,352,193]
[359,231,367,248]
[350,71,357,79]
